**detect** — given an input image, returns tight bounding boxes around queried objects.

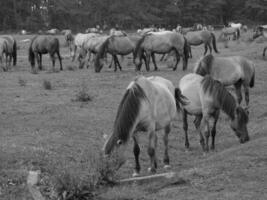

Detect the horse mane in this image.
[28,35,38,64]
[201,75,236,120]
[114,83,147,143]
[194,54,214,76]
[133,34,147,59]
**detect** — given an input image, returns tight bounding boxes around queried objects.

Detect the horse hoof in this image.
[132,172,139,177]
[164,165,171,170]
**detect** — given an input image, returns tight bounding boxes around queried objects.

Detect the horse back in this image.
[136,76,177,126]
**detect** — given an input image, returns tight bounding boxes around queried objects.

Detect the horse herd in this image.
[0,24,263,177]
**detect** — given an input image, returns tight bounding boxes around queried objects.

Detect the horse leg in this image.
[207,42,212,54]
[132,134,141,177]
[163,124,171,169]
[211,110,220,150]
[160,54,165,61]
[173,49,180,71]
[50,53,56,72]
[195,114,209,152]
[234,80,243,104]
[147,131,157,173]
[182,110,190,149]
[35,53,41,71]
[263,47,267,57]
[4,53,8,71]
[57,51,63,71]
[39,54,43,70]
[115,55,122,71]
[151,53,158,71]
[145,51,151,71]
[243,85,249,106]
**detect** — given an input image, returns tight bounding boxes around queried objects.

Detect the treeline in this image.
[1,0,267,31]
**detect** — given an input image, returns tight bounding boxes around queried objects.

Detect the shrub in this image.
[43,80,52,90]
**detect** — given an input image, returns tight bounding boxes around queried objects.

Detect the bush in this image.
[43,80,52,90]
[74,82,93,102]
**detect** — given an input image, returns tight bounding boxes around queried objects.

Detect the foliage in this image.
[0,0,266,31]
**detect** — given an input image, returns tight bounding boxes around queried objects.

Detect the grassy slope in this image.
[0,31,267,199]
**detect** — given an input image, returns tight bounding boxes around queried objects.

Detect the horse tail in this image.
[174,88,188,112]
[250,69,255,88]
[211,32,219,53]
[194,54,214,76]
[12,39,17,66]
[95,37,110,71]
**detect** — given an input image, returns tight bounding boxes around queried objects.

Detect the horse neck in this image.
[113,84,146,145]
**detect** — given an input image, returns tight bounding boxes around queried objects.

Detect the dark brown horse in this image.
[28,35,63,72]
[134,31,189,71]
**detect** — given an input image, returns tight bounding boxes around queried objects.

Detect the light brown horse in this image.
[178,73,250,152]
[103,75,187,176]
[0,35,17,71]
[77,35,109,69]
[134,31,189,71]
[185,30,219,57]
[28,35,62,72]
[194,54,255,106]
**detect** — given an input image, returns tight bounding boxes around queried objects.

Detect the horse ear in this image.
[117,139,122,145]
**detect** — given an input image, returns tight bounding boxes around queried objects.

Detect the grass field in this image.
[0,32,267,200]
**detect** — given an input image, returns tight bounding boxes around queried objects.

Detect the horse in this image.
[95,35,146,72]
[64,30,74,57]
[219,27,240,41]
[0,35,17,71]
[103,75,187,176]
[110,28,127,36]
[71,33,99,61]
[134,31,189,71]
[28,35,63,72]
[46,28,59,35]
[185,30,219,57]
[178,73,250,152]
[253,26,267,57]
[194,54,255,107]
[77,35,109,69]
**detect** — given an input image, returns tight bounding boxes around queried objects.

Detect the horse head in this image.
[230,106,250,144]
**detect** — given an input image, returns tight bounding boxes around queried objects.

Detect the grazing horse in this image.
[134,31,189,71]
[194,54,255,107]
[77,35,109,69]
[71,33,100,61]
[95,35,145,72]
[103,75,187,176]
[0,35,17,71]
[64,30,74,57]
[185,30,219,57]
[178,73,250,152]
[28,35,63,72]
[253,26,267,57]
